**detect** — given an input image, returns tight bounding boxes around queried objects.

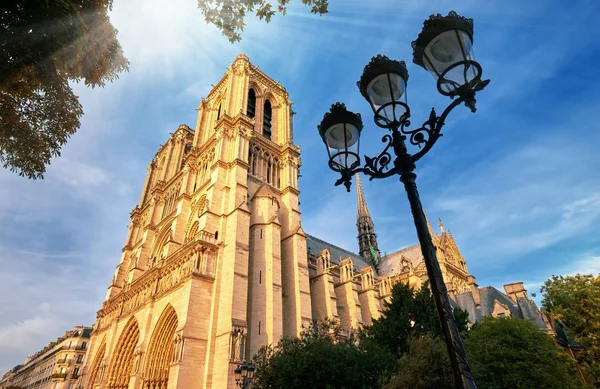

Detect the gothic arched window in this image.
[263,100,272,140]
[217,103,222,121]
[247,89,256,118]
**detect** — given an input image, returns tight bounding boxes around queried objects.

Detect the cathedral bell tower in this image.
[355,174,381,272]
[82,54,312,389]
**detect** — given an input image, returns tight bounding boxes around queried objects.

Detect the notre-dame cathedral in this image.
[82,54,546,389]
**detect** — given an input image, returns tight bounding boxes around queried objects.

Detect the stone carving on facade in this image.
[223,125,236,139]
[400,257,411,272]
[98,361,107,383]
[97,240,217,332]
[173,331,185,362]
[229,326,247,362]
[238,125,254,140]
[233,58,249,76]
[133,348,143,373]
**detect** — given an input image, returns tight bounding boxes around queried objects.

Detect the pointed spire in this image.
[425,213,436,239]
[355,174,380,273]
[438,217,445,233]
[355,174,371,218]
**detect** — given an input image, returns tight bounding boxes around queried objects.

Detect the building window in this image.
[263,100,272,140]
[248,144,279,187]
[217,103,222,121]
[247,89,256,118]
[76,355,83,364]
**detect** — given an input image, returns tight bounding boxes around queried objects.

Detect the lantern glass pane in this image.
[324,123,359,150]
[367,73,407,124]
[324,123,360,172]
[424,30,477,93]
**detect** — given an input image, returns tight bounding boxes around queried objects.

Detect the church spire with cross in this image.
[355,174,381,272]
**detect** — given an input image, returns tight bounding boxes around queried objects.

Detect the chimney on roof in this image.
[467,275,481,306]
[503,282,528,302]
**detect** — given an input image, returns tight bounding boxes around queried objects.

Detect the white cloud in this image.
[566,256,600,277]
[0,316,62,353]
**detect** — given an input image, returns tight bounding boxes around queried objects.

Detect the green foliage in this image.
[541,274,600,382]
[466,317,586,389]
[386,317,588,389]
[1,0,128,178]
[251,281,588,388]
[252,319,392,389]
[197,0,329,42]
[360,282,469,359]
[384,334,454,389]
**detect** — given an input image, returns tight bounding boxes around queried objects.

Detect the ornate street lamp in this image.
[317,11,489,389]
[234,360,255,389]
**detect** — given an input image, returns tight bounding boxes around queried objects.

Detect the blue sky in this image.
[1,0,600,373]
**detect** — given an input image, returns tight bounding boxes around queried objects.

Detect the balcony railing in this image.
[61,345,88,351]
[51,373,67,380]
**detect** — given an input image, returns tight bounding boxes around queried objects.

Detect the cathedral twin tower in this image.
[82,54,472,389]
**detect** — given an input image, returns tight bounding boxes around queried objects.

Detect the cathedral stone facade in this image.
[81,54,547,389]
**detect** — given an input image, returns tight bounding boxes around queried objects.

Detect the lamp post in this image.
[317,11,489,389]
[234,360,255,389]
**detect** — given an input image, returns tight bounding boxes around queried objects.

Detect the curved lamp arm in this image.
[334,79,489,192]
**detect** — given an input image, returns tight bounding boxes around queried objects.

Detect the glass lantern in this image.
[412,11,481,96]
[357,55,409,128]
[318,103,363,173]
[247,364,255,380]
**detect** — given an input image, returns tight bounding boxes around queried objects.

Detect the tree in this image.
[384,334,454,389]
[252,319,392,389]
[386,318,587,389]
[360,281,469,360]
[466,317,586,389]
[197,0,329,42]
[541,274,600,382]
[1,0,128,179]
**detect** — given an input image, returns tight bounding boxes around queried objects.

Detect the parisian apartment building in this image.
[0,326,91,389]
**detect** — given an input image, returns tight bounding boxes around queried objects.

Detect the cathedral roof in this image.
[305,234,371,271]
[378,244,424,276]
[455,286,547,328]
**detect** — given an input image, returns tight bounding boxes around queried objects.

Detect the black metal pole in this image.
[400,168,477,389]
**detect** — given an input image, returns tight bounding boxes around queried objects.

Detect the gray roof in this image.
[81,327,92,338]
[455,286,546,328]
[378,244,423,276]
[305,234,371,271]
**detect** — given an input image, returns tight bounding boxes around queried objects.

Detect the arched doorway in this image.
[107,318,140,389]
[142,306,178,389]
